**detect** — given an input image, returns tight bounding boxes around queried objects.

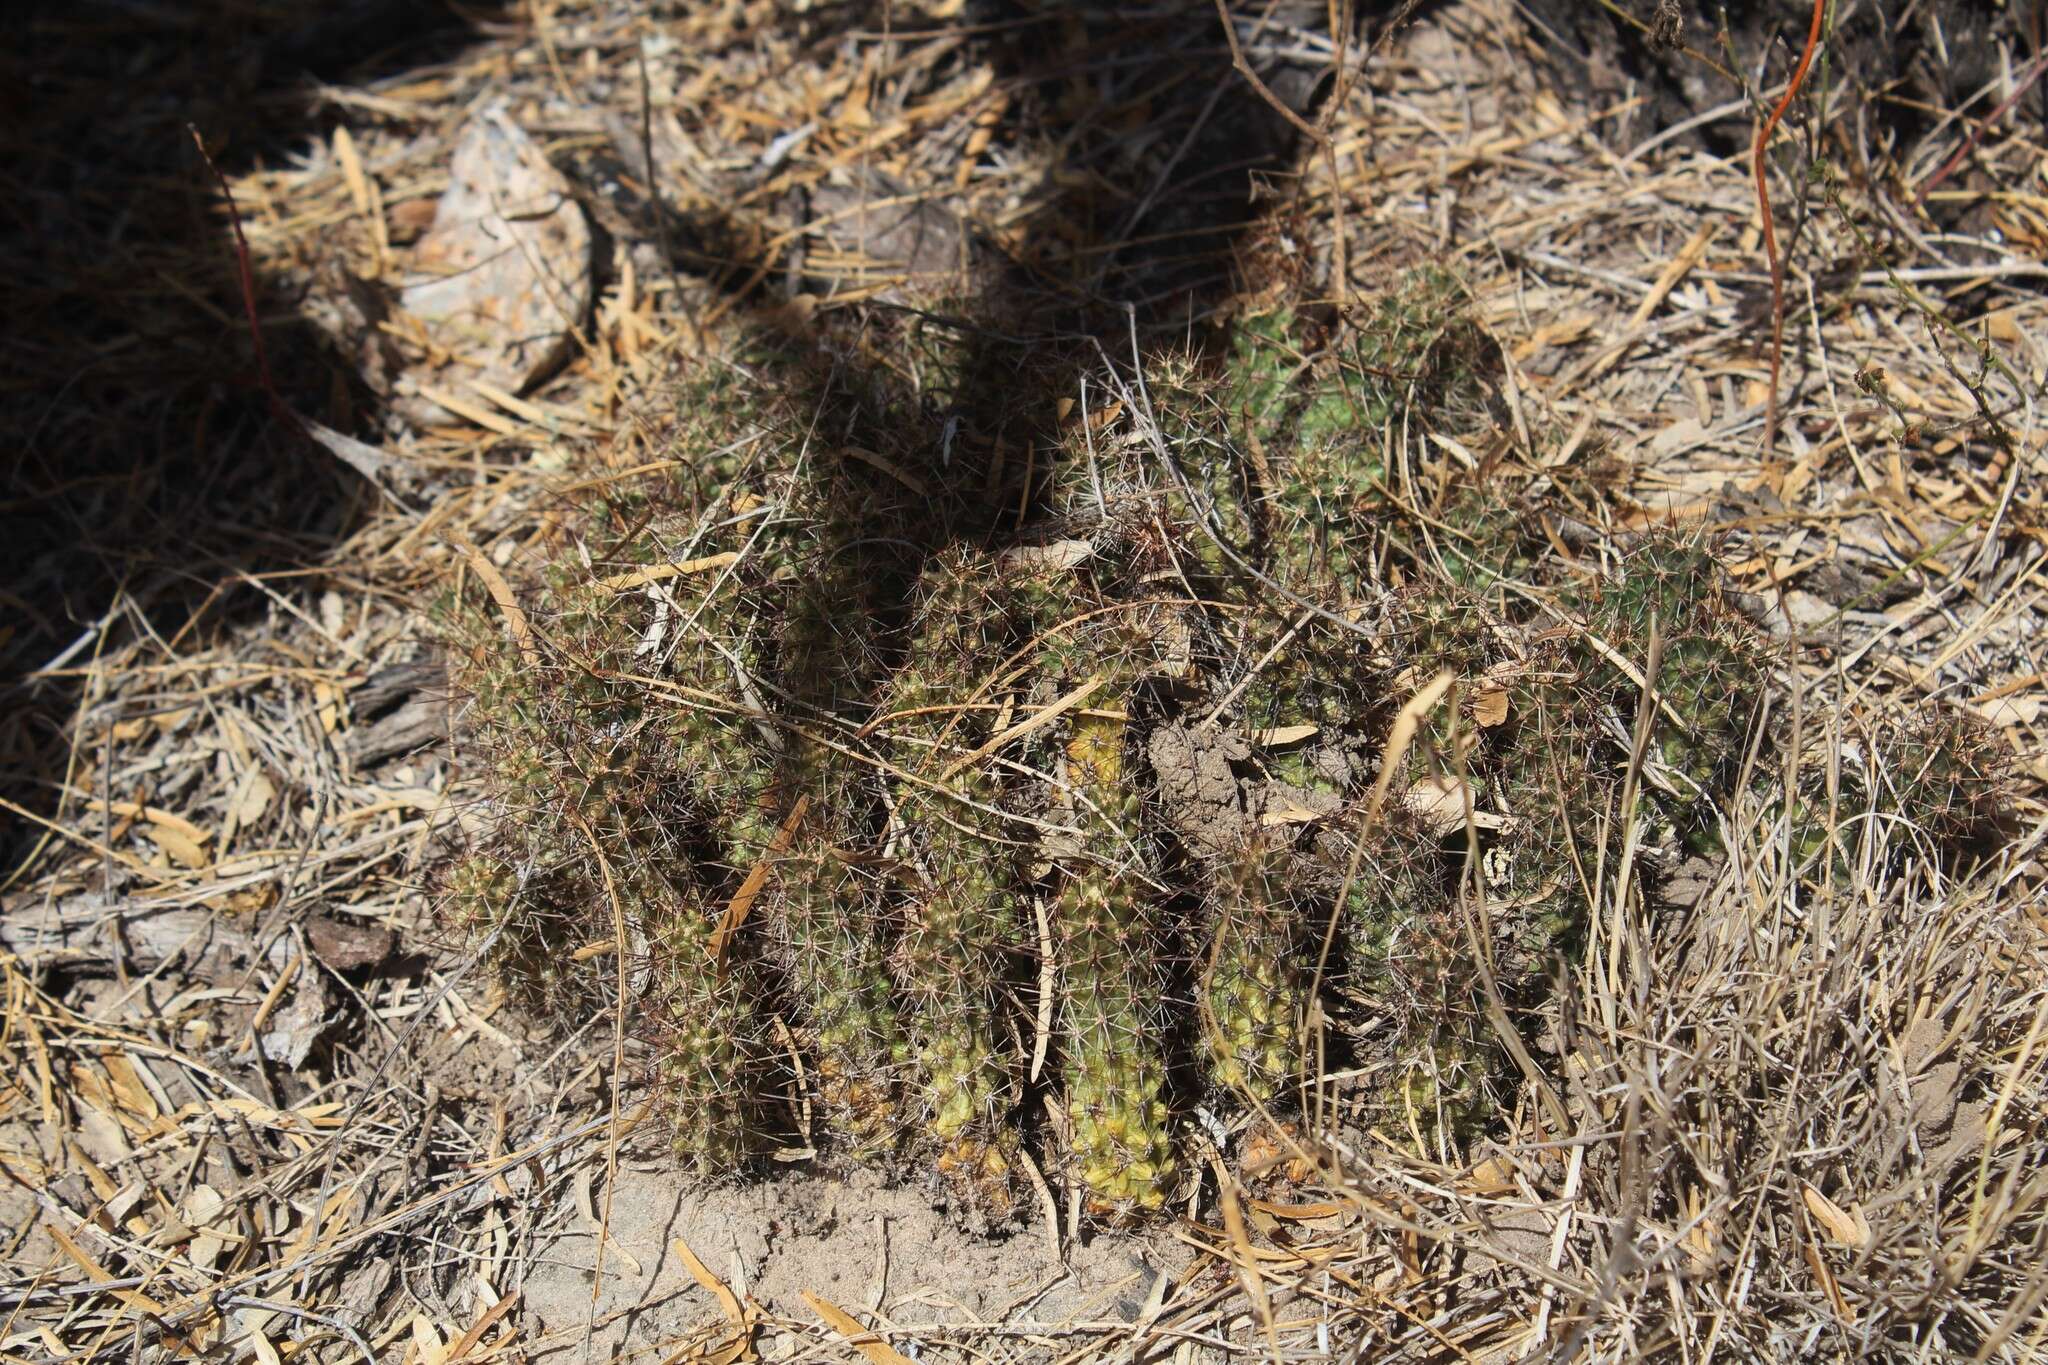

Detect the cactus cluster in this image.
[440,299,2011,1218]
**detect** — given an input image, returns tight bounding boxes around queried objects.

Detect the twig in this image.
[1913,49,2048,204]
[187,126,281,413]
[1213,0,1323,142]
[1752,0,1828,457]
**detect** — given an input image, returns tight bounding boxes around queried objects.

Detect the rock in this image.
[303,262,404,401]
[1766,589,1838,636]
[399,104,592,421]
[260,969,333,1069]
[1148,722,1247,858]
[306,914,396,972]
[803,169,973,300]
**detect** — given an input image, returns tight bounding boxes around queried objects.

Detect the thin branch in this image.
[1752,0,1828,458]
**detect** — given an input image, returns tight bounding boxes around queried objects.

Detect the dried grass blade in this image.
[801,1291,913,1365]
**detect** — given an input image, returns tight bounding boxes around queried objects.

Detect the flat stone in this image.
[399,104,592,420]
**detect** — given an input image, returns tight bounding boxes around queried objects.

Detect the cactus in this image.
[1881,710,2010,847]
[1040,579,1183,1214]
[776,841,906,1146]
[884,549,1028,1205]
[762,496,915,1148]
[1329,819,1497,1143]
[1235,614,1378,803]
[430,302,2013,1221]
[635,856,772,1175]
[1576,538,1764,824]
[1202,842,1309,1103]
[1055,706,1176,1213]
[441,842,585,1014]
[1772,708,2012,883]
[435,434,802,1173]
[1348,266,1488,433]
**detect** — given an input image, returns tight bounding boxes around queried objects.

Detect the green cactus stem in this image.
[1202,843,1309,1103]
[1055,704,1176,1213]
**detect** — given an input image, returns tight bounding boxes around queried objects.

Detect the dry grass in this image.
[4,0,2045,1360]
[1287,760,2048,1359]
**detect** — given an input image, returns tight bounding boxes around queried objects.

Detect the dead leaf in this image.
[802,1292,912,1365]
[1404,775,1478,837]
[143,824,210,869]
[1367,671,1454,826]
[1802,1183,1871,1249]
[182,1184,229,1268]
[998,538,1093,573]
[101,1053,159,1123]
[1471,686,1510,728]
[1802,1234,1856,1324]
[443,1292,520,1364]
[1459,1155,1519,1195]
[673,1235,753,1336]
[228,770,276,828]
[1248,1197,1347,1221]
[1087,399,1124,431]
[259,972,332,1070]
[1255,723,1320,746]
[599,552,740,592]
[306,915,395,972]
[1648,417,1709,458]
[1973,695,2040,728]
[1257,798,1331,826]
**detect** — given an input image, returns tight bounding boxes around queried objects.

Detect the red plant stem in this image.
[188,124,296,428]
[1753,0,1827,458]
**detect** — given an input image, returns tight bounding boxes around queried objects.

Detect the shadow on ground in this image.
[0,0,518,868]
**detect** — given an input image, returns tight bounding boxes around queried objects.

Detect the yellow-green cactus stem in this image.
[1577,536,1766,834]
[1202,844,1307,1103]
[885,550,1026,1205]
[633,860,769,1175]
[777,838,906,1147]
[1055,707,1176,1213]
[901,808,1019,1148]
[1334,821,1501,1145]
[768,537,912,1151]
[1385,1020,1493,1146]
